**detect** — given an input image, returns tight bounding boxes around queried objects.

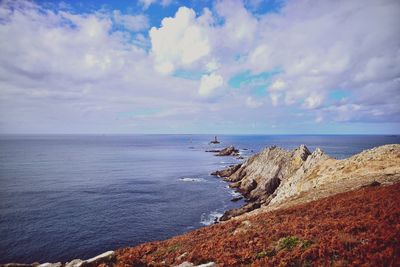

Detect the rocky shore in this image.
[213,144,400,221]
[3,144,400,267]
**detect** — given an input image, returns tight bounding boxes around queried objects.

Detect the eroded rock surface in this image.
[217,144,400,220]
[211,164,241,177]
[215,146,239,156]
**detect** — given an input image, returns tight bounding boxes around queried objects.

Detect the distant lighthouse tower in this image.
[210,136,220,144]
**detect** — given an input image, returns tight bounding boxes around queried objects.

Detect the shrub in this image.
[278,236,300,250]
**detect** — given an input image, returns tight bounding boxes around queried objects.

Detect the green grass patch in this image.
[301,240,314,250]
[278,236,300,250]
[166,243,182,253]
[255,248,276,259]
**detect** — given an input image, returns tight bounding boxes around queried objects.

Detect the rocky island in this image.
[3,144,400,267]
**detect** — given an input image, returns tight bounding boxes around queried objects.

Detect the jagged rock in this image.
[265,177,281,195]
[197,263,217,267]
[37,264,61,267]
[215,146,239,156]
[175,262,193,267]
[65,259,83,267]
[230,196,243,202]
[79,251,115,267]
[211,164,241,177]
[176,252,189,261]
[226,145,313,200]
[219,202,261,221]
[219,144,400,219]
[239,179,257,197]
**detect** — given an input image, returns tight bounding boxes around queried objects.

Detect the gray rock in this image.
[211,164,242,177]
[80,251,115,267]
[37,263,61,267]
[176,252,189,261]
[215,146,239,156]
[64,259,83,267]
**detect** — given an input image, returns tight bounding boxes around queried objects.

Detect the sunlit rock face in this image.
[219,144,400,220]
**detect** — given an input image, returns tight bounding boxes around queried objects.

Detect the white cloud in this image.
[139,0,172,10]
[315,115,323,123]
[113,11,149,31]
[270,79,286,91]
[1,0,400,134]
[139,0,156,10]
[206,59,219,72]
[149,7,210,74]
[215,0,257,51]
[245,96,263,108]
[270,93,280,107]
[303,94,324,109]
[198,73,223,96]
[0,0,205,133]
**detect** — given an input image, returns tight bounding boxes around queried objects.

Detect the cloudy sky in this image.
[0,0,399,134]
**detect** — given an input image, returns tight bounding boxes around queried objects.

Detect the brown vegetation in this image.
[115,183,400,267]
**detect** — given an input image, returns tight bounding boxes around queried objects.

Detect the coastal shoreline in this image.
[2,143,400,266]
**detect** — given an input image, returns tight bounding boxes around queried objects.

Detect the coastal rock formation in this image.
[215,146,239,156]
[218,144,400,220]
[2,251,117,267]
[5,144,400,267]
[210,164,241,177]
[267,144,400,211]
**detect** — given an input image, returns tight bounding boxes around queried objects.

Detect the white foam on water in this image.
[229,190,242,198]
[179,177,206,182]
[200,210,223,225]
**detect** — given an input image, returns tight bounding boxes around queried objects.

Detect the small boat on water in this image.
[210,136,220,144]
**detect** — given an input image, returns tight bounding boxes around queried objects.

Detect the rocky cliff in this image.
[216,144,400,220]
[5,144,400,267]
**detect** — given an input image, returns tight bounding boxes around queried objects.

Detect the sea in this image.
[0,134,399,263]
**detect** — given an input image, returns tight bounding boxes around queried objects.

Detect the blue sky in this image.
[0,0,399,134]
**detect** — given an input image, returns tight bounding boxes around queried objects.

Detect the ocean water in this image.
[0,134,399,263]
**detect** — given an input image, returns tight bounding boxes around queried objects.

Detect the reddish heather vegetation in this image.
[115,183,400,267]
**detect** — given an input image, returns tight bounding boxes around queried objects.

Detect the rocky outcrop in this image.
[1,251,116,267]
[205,149,220,153]
[211,164,241,177]
[216,144,400,220]
[220,202,261,221]
[215,146,239,156]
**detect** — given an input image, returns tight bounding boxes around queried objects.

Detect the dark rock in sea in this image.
[205,149,221,153]
[236,156,245,160]
[215,146,239,156]
[230,196,243,202]
[211,164,242,177]
[219,202,261,221]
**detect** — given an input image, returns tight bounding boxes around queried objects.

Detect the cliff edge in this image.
[217,144,400,220]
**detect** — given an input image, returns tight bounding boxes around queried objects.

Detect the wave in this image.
[200,210,223,225]
[229,190,242,198]
[179,177,207,182]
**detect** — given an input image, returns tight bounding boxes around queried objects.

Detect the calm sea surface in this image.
[0,134,399,263]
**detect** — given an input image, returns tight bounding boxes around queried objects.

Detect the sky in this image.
[0,0,399,134]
